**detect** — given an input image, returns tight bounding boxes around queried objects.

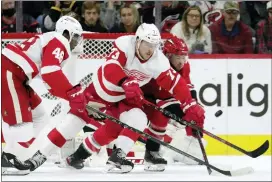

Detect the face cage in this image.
[69,32,83,48]
[68,32,83,53]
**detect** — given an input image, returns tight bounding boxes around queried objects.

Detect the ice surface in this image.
[2,156,271,181]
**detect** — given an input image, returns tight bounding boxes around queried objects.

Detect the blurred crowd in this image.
[1,0,272,54]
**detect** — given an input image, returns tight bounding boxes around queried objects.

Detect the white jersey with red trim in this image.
[2,32,74,100]
[92,35,192,103]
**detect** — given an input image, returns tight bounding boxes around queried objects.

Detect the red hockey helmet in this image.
[163,35,189,56]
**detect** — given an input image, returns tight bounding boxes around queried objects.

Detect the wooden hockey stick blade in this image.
[86,105,255,177]
[143,100,269,158]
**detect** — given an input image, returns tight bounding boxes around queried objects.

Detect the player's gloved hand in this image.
[85,92,106,121]
[121,77,144,107]
[180,99,205,137]
[66,84,89,121]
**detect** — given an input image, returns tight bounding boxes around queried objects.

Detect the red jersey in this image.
[142,61,194,100]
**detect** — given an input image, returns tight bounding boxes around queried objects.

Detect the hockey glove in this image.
[180,99,205,137]
[122,77,144,107]
[66,84,89,121]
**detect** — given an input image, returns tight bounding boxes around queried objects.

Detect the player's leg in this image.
[25,87,107,171]
[143,100,171,172]
[1,57,36,173]
[58,88,107,168]
[30,88,50,138]
[65,105,124,169]
[64,117,106,169]
[106,101,147,173]
[62,85,115,169]
[65,101,148,173]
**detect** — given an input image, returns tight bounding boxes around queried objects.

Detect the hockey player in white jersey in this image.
[60,23,205,173]
[1,16,87,175]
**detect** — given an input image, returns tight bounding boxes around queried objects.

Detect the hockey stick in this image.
[143,100,269,158]
[86,105,254,176]
[196,130,212,175]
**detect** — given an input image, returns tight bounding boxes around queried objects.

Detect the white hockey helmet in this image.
[135,23,161,45]
[55,16,83,50]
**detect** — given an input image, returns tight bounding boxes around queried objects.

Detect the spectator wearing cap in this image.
[170,6,212,54]
[255,1,272,54]
[209,1,254,54]
[80,2,108,33]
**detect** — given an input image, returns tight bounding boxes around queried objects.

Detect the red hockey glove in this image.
[121,77,144,107]
[66,84,89,121]
[180,99,205,137]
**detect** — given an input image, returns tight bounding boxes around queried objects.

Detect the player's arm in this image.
[102,41,143,107]
[41,38,73,100]
[180,62,197,100]
[156,68,192,103]
[155,68,205,137]
[102,42,128,86]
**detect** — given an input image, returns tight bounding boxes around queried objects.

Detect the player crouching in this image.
[64,25,205,173]
[140,35,206,171]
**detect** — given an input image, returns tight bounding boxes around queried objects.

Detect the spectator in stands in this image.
[23,1,49,20]
[100,1,123,30]
[159,1,190,33]
[255,1,272,54]
[142,1,189,27]
[42,1,82,32]
[209,1,254,54]
[1,0,41,33]
[110,3,140,33]
[240,1,268,30]
[80,2,108,33]
[190,1,224,26]
[170,6,212,54]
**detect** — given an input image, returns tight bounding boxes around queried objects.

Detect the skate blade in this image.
[55,159,84,170]
[105,162,133,174]
[55,159,70,168]
[144,162,166,172]
[2,167,30,176]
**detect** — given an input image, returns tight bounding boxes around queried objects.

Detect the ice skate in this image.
[144,149,167,172]
[1,152,31,175]
[65,143,92,169]
[106,148,134,173]
[25,150,47,171]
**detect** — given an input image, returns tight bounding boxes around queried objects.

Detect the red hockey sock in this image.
[18,137,35,148]
[93,119,123,146]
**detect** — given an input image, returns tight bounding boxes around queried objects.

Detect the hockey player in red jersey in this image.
[1,16,86,174]
[142,35,206,169]
[61,23,205,173]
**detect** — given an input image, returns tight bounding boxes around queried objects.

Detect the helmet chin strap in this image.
[136,39,146,60]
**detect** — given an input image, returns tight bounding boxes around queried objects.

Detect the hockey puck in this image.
[215,110,223,117]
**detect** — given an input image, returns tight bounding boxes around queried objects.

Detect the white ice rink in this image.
[2,156,271,181]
